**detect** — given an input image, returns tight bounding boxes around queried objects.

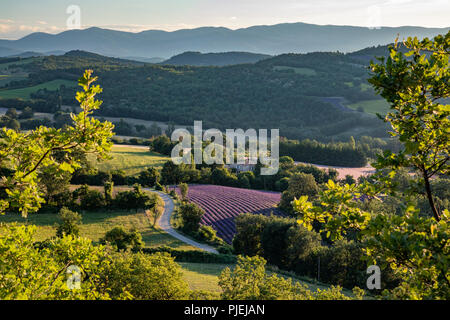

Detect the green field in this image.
[274,65,317,76]
[179,262,355,296]
[0,209,197,250]
[89,145,171,175]
[347,99,390,115]
[0,79,76,99]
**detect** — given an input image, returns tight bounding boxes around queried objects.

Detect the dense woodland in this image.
[1,49,388,142]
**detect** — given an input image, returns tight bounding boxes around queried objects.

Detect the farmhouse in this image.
[225,156,257,173]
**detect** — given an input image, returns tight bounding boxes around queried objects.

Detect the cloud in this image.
[0,24,14,33]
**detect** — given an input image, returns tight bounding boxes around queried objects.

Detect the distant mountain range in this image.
[0,22,448,59]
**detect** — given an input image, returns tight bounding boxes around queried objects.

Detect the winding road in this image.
[151,190,218,254]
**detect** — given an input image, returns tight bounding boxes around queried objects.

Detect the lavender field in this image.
[176,185,285,243]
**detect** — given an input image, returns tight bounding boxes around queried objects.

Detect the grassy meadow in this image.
[0,79,76,99]
[347,99,390,115]
[0,209,197,251]
[88,145,170,175]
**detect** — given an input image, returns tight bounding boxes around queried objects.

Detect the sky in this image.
[0,0,449,39]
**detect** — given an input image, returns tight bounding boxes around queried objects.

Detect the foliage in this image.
[138,167,160,188]
[368,32,450,221]
[0,223,111,299]
[279,173,319,214]
[179,202,205,234]
[146,194,165,227]
[0,69,114,216]
[293,177,449,299]
[291,32,450,299]
[101,226,143,251]
[102,251,190,300]
[178,182,188,201]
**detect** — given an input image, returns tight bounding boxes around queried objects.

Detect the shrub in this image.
[101,227,143,251]
[138,167,160,187]
[197,225,223,245]
[55,207,82,238]
[79,189,106,211]
[232,214,267,257]
[140,247,236,264]
[217,244,234,255]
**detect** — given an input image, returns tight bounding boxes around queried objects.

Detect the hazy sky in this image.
[1,0,449,39]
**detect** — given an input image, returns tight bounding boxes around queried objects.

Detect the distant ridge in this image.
[0,22,448,58]
[162,51,272,66]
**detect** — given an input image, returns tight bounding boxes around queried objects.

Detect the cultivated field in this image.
[176,185,284,243]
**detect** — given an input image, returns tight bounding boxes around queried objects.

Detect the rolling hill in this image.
[0,49,391,141]
[0,23,448,59]
[162,51,272,66]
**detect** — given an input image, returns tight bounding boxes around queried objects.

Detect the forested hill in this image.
[1,49,391,142]
[162,51,272,66]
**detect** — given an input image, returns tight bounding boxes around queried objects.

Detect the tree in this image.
[38,165,72,204]
[160,161,183,185]
[101,226,143,251]
[178,182,188,201]
[0,69,114,217]
[368,32,450,221]
[104,180,114,205]
[279,173,319,213]
[79,188,105,210]
[19,106,34,119]
[146,194,165,227]
[5,108,18,119]
[138,167,160,187]
[232,213,267,257]
[56,207,82,237]
[179,202,204,234]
